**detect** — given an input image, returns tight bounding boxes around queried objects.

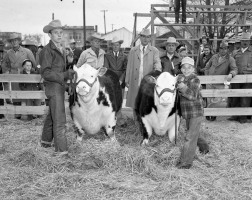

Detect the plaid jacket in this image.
[177,73,204,119]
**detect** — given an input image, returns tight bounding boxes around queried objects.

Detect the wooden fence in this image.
[1,74,252,116]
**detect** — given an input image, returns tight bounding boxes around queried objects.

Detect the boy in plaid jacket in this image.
[176,57,209,169]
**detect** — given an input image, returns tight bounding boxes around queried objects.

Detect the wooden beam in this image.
[204,108,252,116]
[133,13,194,18]
[153,8,192,50]
[201,89,252,97]
[153,10,252,14]
[151,4,252,9]
[0,91,47,99]
[0,74,42,83]
[154,23,246,27]
[0,105,48,115]
[198,75,252,84]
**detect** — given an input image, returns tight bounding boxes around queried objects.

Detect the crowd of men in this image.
[1,18,252,158]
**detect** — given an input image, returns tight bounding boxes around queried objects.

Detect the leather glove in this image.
[226,73,233,82]
[64,69,75,80]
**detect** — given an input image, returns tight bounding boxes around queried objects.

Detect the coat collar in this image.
[160,51,180,59]
[134,44,152,59]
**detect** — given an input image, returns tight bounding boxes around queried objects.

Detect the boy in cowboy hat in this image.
[160,37,182,76]
[125,28,161,111]
[39,19,75,153]
[176,57,209,169]
[104,36,128,126]
[76,32,105,69]
[229,32,252,123]
[69,38,82,65]
[1,33,36,119]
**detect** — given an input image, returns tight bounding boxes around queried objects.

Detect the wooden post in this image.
[151,5,155,46]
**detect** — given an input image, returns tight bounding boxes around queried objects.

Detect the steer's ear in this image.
[98,67,107,76]
[145,75,157,84]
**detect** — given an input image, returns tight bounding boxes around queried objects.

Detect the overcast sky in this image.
[0,0,165,37]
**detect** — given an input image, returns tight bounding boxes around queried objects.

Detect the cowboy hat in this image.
[22,38,37,46]
[240,32,251,40]
[69,39,76,44]
[43,19,63,33]
[139,29,151,36]
[181,56,194,66]
[87,32,104,42]
[111,36,123,44]
[8,33,21,42]
[164,37,179,46]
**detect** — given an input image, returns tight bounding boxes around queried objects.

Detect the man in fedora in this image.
[69,38,82,65]
[39,19,75,152]
[161,37,182,76]
[229,32,252,123]
[76,32,105,69]
[104,36,128,126]
[1,33,36,119]
[125,29,161,111]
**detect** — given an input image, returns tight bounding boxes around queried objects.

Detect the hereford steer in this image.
[70,64,122,142]
[135,70,182,145]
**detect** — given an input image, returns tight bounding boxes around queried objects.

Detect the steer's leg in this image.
[74,121,85,142]
[105,112,117,142]
[141,118,152,146]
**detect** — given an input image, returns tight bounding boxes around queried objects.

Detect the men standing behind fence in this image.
[40,19,75,153]
[125,29,161,115]
[1,33,36,119]
[161,37,182,76]
[229,32,252,123]
[104,36,128,126]
[204,41,238,121]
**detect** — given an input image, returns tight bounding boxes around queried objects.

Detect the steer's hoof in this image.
[141,139,149,146]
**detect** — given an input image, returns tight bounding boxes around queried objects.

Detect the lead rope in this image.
[68,71,77,105]
[174,88,179,145]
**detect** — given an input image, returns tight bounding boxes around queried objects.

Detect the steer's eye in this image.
[91,75,94,78]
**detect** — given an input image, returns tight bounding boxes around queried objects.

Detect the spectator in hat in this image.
[160,37,182,76]
[177,45,187,58]
[69,38,82,65]
[76,33,105,69]
[39,19,75,152]
[1,33,36,119]
[229,32,252,123]
[196,44,213,75]
[174,0,187,24]
[199,36,210,55]
[205,41,238,121]
[176,57,209,169]
[19,59,42,120]
[125,29,161,111]
[104,36,128,126]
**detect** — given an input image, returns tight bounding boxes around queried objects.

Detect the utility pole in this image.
[101,10,108,34]
[83,0,86,49]
[52,13,54,20]
[111,24,114,31]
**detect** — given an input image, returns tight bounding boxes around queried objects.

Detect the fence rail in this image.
[1,74,252,116]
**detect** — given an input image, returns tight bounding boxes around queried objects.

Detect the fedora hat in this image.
[220,41,229,48]
[69,39,76,44]
[139,29,151,36]
[43,19,63,33]
[87,32,104,42]
[111,36,123,44]
[240,32,251,40]
[8,33,21,42]
[165,37,179,46]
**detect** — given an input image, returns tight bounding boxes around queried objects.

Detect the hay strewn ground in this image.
[0,113,252,200]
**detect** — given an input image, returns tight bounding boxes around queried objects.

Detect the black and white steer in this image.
[70,64,122,142]
[135,70,181,145]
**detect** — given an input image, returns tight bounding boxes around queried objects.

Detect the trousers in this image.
[41,82,68,152]
[174,0,187,23]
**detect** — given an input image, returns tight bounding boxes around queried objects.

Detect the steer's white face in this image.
[73,64,107,97]
[155,72,176,106]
